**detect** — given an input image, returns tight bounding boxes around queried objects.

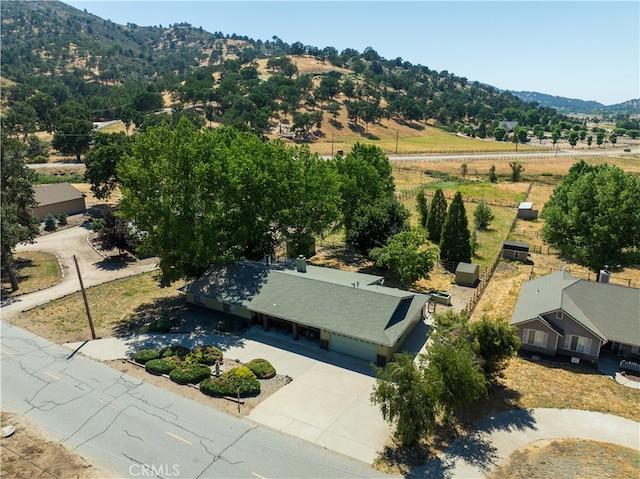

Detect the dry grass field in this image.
[489,439,640,479]
[1,251,60,297]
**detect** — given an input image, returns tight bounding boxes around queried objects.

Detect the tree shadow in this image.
[1,258,36,296]
[112,297,248,354]
[329,119,343,129]
[393,118,425,131]
[94,255,138,271]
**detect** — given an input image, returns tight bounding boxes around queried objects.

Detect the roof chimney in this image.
[296,255,307,273]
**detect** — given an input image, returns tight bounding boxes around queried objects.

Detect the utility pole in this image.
[395,131,399,154]
[73,255,96,340]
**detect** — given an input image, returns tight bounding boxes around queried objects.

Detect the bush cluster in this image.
[246,358,276,379]
[200,366,260,397]
[134,349,159,364]
[169,363,211,385]
[159,345,190,358]
[145,358,177,375]
[185,345,223,365]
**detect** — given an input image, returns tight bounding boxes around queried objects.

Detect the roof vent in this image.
[296,255,307,273]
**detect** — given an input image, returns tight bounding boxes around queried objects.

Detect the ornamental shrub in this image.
[145,358,177,375]
[164,355,188,369]
[146,318,172,333]
[246,358,276,379]
[169,364,211,385]
[200,366,260,397]
[134,349,159,364]
[185,345,223,365]
[159,345,191,358]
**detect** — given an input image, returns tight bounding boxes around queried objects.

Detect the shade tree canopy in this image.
[541,160,640,273]
[0,133,40,291]
[117,118,342,284]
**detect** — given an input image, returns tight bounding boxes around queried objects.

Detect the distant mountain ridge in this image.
[509,91,640,115]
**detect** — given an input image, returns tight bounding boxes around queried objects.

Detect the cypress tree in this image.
[426,188,447,243]
[416,189,429,228]
[439,191,471,263]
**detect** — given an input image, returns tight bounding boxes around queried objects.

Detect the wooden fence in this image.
[463,182,534,316]
[396,187,519,209]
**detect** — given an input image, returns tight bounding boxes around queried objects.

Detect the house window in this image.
[523,328,548,348]
[513,251,520,259]
[194,295,204,305]
[223,303,231,313]
[556,311,563,319]
[564,335,592,354]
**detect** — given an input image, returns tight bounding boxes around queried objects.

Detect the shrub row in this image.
[134,346,274,398]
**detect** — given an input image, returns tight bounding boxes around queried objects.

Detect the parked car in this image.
[624,148,631,152]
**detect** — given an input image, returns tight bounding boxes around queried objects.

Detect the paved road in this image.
[1,321,392,479]
[2,225,158,317]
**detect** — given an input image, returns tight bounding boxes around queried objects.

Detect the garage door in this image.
[330,332,377,362]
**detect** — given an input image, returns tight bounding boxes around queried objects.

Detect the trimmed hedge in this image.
[246,358,276,379]
[145,358,177,375]
[200,366,260,397]
[185,345,223,366]
[159,345,191,358]
[134,349,159,365]
[169,364,211,385]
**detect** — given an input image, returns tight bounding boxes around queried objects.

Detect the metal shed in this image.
[517,201,539,220]
[455,262,479,287]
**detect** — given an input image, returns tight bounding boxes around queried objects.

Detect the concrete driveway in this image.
[3,223,158,317]
[65,326,394,465]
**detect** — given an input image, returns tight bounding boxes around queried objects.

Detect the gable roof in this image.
[511,270,640,345]
[33,183,85,207]
[186,261,431,347]
[518,202,533,210]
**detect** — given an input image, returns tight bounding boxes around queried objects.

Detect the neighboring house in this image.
[184,259,431,366]
[498,121,519,132]
[29,183,86,219]
[510,270,640,362]
[502,241,530,262]
[517,201,539,220]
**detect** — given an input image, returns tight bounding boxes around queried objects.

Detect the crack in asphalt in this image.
[195,424,259,479]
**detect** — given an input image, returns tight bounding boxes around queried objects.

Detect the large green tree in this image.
[416,189,429,228]
[370,228,439,284]
[84,132,133,199]
[425,188,447,243]
[541,160,640,273]
[468,316,521,382]
[1,133,40,291]
[118,118,341,283]
[439,191,471,264]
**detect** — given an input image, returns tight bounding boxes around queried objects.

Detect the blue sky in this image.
[64,1,639,105]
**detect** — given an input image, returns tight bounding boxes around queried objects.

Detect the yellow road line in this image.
[0,348,13,356]
[97,398,117,409]
[44,371,60,380]
[165,431,192,445]
[252,473,267,479]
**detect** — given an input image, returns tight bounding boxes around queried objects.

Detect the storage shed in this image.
[517,202,538,220]
[502,241,530,262]
[28,183,86,219]
[455,262,480,287]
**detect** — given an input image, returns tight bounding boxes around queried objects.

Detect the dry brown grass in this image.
[499,357,640,422]
[12,272,186,344]
[1,251,60,298]
[489,439,640,479]
[0,412,109,479]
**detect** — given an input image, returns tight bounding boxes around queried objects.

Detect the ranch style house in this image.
[510,270,640,363]
[185,258,431,366]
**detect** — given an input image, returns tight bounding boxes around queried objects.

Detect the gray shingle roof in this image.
[187,261,430,347]
[511,271,640,346]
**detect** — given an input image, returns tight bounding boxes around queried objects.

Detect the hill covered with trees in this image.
[2,0,583,146]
